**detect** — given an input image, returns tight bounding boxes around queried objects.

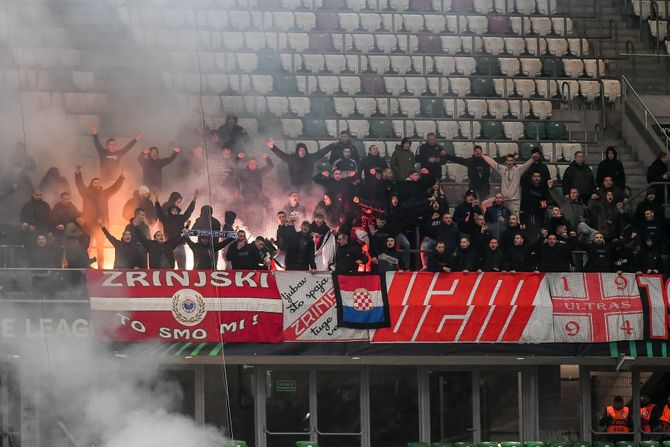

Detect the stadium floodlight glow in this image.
[616,355,635,372]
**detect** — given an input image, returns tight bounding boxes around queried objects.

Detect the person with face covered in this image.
[90,124,142,181]
[137,145,180,193]
[217,114,249,153]
[155,190,197,269]
[267,139,332,191]
[192,205,221,232]
[100,225,143,269]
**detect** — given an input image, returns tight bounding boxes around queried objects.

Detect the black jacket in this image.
[533,240,572,272]
[562,161,596,196]
[482,248,504,272]
[138,151,178,191]
[451,246,478,271]
[93,134,137,180]
[334,242,368,273]
[19,198,51,231]
[504,243,533,272]
[186,237,233,270]
[427,249,451,272]
[133,227,183,269]
[270,144,331,186]
[226,242,260,270]
[415,142,446,181]
[101,226,143,269]
[285,231,316,270]
[443,154,491,197]
[156,199,195,241]
[75,172,124,226]
[192,206,221,232]
[597,151,626,189]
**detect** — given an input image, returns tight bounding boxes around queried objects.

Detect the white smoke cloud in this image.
[3,331,228,447]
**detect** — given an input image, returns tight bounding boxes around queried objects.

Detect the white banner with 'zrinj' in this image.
[275,272,369,342]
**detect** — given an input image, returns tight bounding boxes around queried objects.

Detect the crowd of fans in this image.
[2,116,669,275]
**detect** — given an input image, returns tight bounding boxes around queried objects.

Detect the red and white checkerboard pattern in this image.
[352,288,374,311]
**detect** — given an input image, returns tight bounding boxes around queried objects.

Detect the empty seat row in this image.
[192,73,620,101]
[134,30,587,58]
[212,95,555,119]
[13,48,80,69]
[0,69,98,92]
[120,8,574,37]
[275,117,572,140]
[15,91,109,113]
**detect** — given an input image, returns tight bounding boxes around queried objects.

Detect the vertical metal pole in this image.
[473,370,481,443]
[194,364,205,425]
[580,367,592,442]
[255,367,267,447]
[309,369,318,443]
[360,367,370,447]
[632,368,641,445]
[418,366,431,443]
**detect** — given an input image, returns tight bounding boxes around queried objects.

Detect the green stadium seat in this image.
[368,119,397,138]
[594,442,616,447]
[481,121,505,139]
[548,442,571,447]
[419,98,447,118]
[431,443,454,447]
[408,443,429,447]
[255,48,283,73]
[454,442,477,447]
[524,442,545,447]
[545,122,568,140]
[500,442,522,447]
[301,119,331,138]
[271,73,300,94]
[440,141,455,156]
[225,441,247,447]
[477,57,501,75]
[615,442,635,447]
[662,442,670,447]
[572,442,591,447]
[308,96,338,117]
[542,59,565,77]
[471,78,496,97]
[640,442,661,447]
[296,442,319,447]
[525,121,546,140]
[479,442,500,447]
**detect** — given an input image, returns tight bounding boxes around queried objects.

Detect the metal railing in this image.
[621,74,670,152]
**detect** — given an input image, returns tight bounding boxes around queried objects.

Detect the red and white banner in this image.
[87,270,283,343]
[636,275,670,340]
[370,272,554,343]
[276,272,369,342]
[546,273,644,342]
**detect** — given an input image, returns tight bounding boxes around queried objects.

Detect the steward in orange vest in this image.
[657,395,670,433]
[599,396,632,434]
[640,394,657,433]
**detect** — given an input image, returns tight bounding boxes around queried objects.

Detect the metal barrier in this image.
[621,74,670,152]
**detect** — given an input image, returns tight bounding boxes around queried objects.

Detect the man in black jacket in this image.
[186,235,233,270]
[285,221,317,271]
[91,124,142,181]
[268,139,331,191]
[334,232,368,273]
[217,114,249,153]
[155,190,197,269]
[562,151,596,204]
[415,132,447,182]
[100,225,143,269]
[443,145,491,199]
[132,225,182,269]
[534,234,572,272]
[646,151,669,202]
[20,190,51,232]
[424,241,451,272]
[137,146,180,194]
[226,230,257,270]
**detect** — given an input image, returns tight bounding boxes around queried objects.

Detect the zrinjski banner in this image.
[87,270,283,343]
[370,272,554,343]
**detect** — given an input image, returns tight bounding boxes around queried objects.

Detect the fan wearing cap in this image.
[390,138,416,181]
[482,152,534,216]
[453,190,483,233]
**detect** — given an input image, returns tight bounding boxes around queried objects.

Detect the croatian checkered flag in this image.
[332,273,391,329]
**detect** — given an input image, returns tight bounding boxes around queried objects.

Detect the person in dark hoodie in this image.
[90,124,142,181]
[192,205,221,232]
[372,235,401,272]
[596,146,626,190]
[267,138,331,191]
[325,131,361,165]
[237,153,273,205]
[635,190,663,222]
[132,224,183,269]
[562,151,596,204]
[443,144,491,199]
[646,151,669,202]
[20,190,51,232]
[217,114,249,153]
[222,210,237,231]
[137,146,180,193]
[38,167,70,206]
[100,225,143,269]
[453,190,483,233]
[155,190,197,269]
[185,234,234,270]
[161,191,183,215]
[636,237,664,274]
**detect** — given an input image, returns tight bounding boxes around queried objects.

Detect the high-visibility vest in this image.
[606,406,630,433]
[641,403,656,432]
[660,405,670,425]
